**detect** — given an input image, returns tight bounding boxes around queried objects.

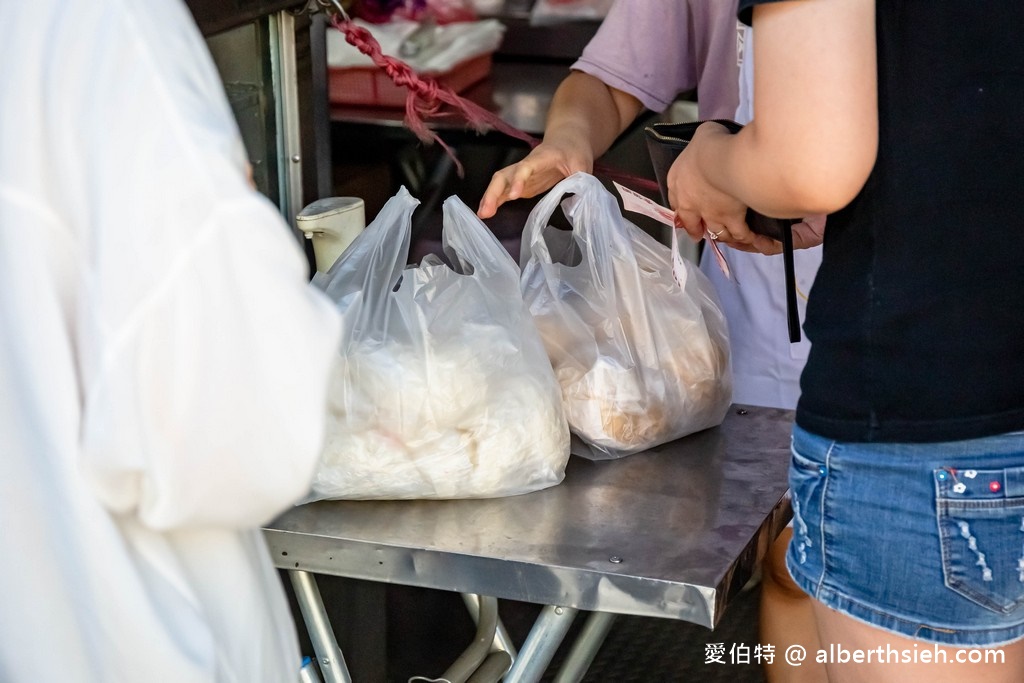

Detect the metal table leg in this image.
[551,612,617,683]
[289,570,353,683]
[461,593,518,660]
[502,605,579,683]
[440,596,503,683]
[466,651,514,683]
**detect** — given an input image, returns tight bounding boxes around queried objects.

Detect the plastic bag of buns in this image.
[307,187,570,500]
[519,172,732,459]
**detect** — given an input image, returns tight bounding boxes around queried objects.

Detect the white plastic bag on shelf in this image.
[519,173,732,459]
[308,187,570,500]
[530,0,612,26]
[326,18,505,74]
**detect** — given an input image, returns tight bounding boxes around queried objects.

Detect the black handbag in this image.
[644,120,801,342]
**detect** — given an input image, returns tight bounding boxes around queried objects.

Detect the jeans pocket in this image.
[936,466,1024,614]
[788,443,828,571]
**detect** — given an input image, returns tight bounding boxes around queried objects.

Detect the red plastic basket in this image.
[328,53,493,108]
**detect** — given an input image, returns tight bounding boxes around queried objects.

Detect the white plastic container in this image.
[297,197,365,273]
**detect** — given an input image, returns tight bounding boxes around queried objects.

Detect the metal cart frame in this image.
[264,406,794,682]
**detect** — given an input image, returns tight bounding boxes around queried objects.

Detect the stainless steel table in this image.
[265,405,794,682]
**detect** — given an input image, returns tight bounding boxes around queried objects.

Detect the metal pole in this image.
[441,596,501,683]
[461,593,518,660]
[271,10,305,237]
[551,612,617,683]
[289,570,353,683]
[466,651,513,683]
[503,605,578,683]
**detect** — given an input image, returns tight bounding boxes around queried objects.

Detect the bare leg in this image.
[760,528,827,682]
[811,600,1024,683]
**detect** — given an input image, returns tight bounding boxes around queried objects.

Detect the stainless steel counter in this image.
[266,404,792,628]
[266,405,793,681]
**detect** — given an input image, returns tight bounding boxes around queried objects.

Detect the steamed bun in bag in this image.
[520,173,731,459]
[308,190,570,500]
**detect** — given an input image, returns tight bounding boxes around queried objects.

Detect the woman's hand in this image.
[477,140,593,219]
[724,213,828,255]
[666,122,754,246]
[667,121,830,256]
[477,71,642,219]
[792,214,826,249]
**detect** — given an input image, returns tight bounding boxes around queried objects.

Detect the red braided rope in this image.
[331,15,540,176]
[328,15,661,194]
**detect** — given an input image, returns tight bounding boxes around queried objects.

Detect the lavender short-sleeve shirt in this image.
[572,0,741,119]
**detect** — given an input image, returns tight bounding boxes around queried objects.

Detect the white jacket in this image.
[0,1,341,681]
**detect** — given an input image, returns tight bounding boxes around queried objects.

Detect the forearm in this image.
[83,199,341,530]
[699,0,878,218]
[543,70,643,164]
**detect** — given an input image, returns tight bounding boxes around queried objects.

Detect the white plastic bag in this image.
[326,18,504,74]
[530,0,613,26]
[520,173,732,459]
[308,187,570,500]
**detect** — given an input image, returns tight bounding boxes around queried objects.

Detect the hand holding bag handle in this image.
[645,120,801,343]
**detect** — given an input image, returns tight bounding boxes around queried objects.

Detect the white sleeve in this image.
[81,194,341,530]
[71,2,342,530]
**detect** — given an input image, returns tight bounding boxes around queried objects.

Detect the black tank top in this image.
[741,1,1024,442]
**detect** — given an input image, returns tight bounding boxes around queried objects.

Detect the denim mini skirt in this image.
[787,424,1024,646]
